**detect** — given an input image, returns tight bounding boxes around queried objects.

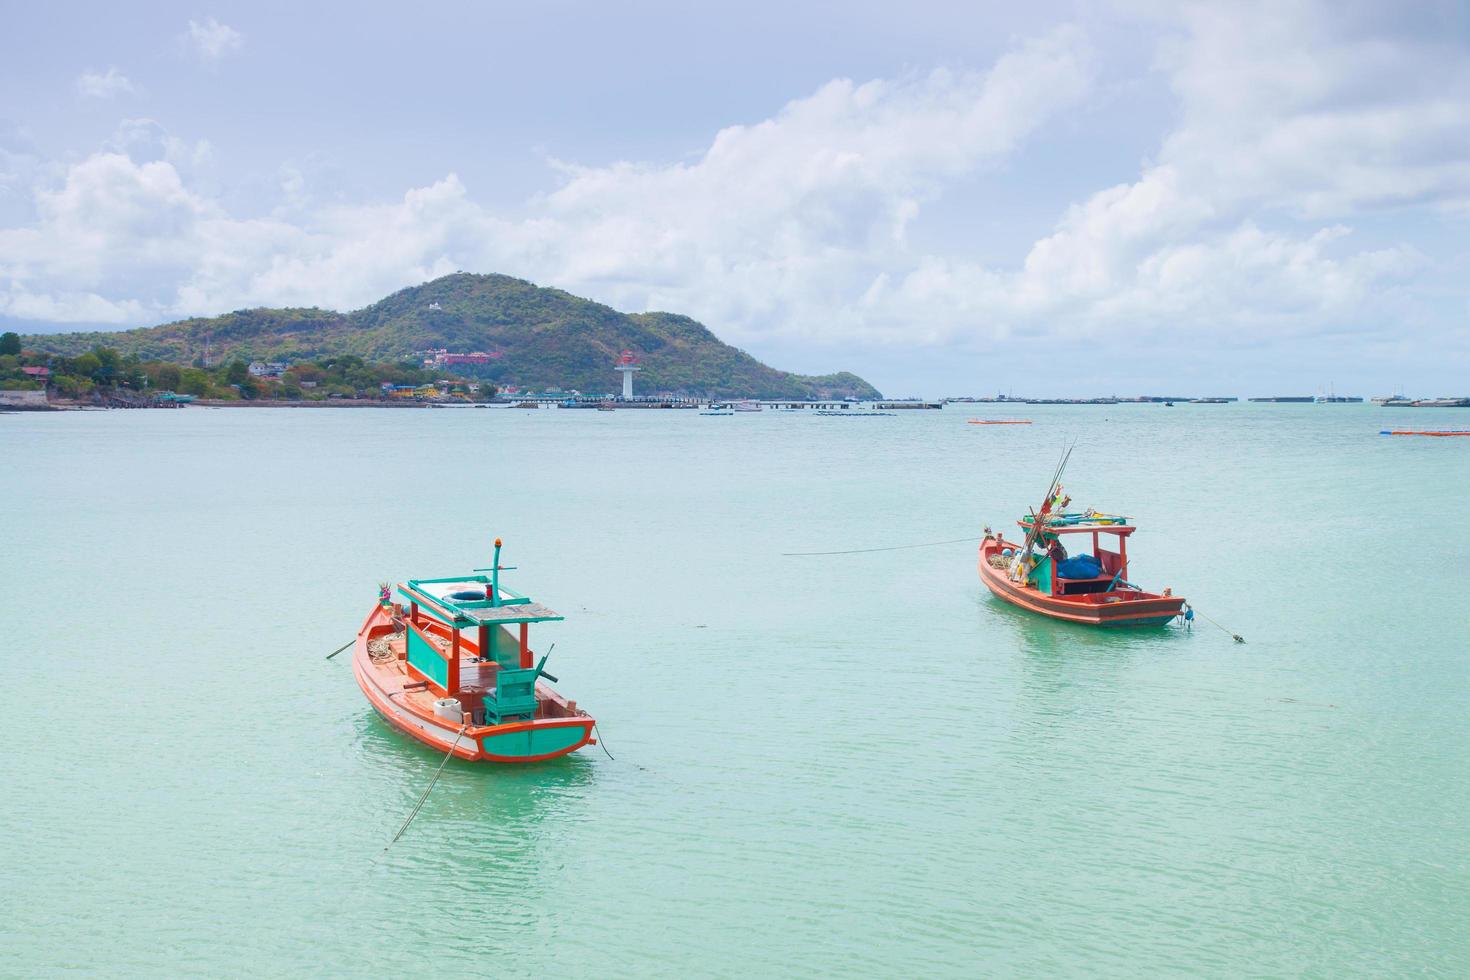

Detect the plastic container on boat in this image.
[433,698,462,721]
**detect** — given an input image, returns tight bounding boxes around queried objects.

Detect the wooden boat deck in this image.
[367,630,583,723]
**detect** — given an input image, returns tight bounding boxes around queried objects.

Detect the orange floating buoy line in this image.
[1380,430,1470,437]
[968,419,1032,425]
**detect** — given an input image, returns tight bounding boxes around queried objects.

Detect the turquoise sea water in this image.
[2,403,1467,976]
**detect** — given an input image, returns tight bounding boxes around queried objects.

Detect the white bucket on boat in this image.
[432,698,462,722]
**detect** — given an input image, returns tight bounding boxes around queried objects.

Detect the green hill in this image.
[22,274,880,399]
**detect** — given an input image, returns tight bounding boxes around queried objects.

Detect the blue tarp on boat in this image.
[1056,554,1104,579]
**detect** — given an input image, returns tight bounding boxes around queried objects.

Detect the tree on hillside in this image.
[93,346,122,383]
[0,332,19,355]
[69,351,103,381]
[179,368,212,396]
[224,359,249,386]
[222,359,262,398]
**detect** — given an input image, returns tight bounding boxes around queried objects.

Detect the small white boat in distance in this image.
[733,400,762,412]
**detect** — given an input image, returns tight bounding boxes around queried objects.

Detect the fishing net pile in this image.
[986,554,1012,569]
[368,631,404,664]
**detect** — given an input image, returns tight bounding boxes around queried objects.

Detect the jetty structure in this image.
[352,539,595,762]
[1380,397,1470,408]
[614,350,640,399]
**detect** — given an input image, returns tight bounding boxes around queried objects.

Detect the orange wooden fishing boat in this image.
[978,455,1186,627]
[353,539,595,762]
[979,521,1185,627]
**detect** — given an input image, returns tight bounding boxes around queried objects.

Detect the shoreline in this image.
[1,397,437,412]
[190,398,431,408]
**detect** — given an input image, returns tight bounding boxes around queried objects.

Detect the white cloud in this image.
[186,18,244,62]
[1153,2,1470,218]
[75,68,135,99]
[968,0,1470,347]
[1,5,1466,364]
[106,119,213,171]
[0,26,1094,325]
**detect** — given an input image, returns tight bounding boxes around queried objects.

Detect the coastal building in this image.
[21,366,50,382]
[248,361,287,378]
[421,348,500,367]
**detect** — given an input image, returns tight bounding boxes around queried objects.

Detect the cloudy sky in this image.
[2,1,1468,396]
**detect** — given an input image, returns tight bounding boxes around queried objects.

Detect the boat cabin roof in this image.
[1019,514,1136,537]
[398,575,564,628]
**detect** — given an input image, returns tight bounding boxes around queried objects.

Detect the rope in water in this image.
[783,536,982,557]
[1185,604,1245,643]
[593,722,616,761]
[384,725,467,852]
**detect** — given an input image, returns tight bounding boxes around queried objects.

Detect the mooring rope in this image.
[384,725,467,852]
[592,721,616,761]
[782,536,982,557]
[324,639,354,660]
[1185,604,1244,643]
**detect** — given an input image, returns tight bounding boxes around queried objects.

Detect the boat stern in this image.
[477,718,596,763]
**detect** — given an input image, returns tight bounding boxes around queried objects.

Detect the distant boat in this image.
[732,400,762,412]
[967,419,1032,425]
[353,540,596,763]
[1380,429,1470,437]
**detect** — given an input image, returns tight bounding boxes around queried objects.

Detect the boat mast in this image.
[490,538,502,607]
[1011,442,1075,581]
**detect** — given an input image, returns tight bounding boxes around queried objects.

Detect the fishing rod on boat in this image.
[1010,439,1077,581]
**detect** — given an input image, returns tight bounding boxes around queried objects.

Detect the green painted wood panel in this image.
[407,626,448,689]
[481,725,586,758]
[1028,555,1055,595]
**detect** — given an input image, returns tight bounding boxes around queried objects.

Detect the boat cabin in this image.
[393,548,565,727]
[1016,514,1135,598]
